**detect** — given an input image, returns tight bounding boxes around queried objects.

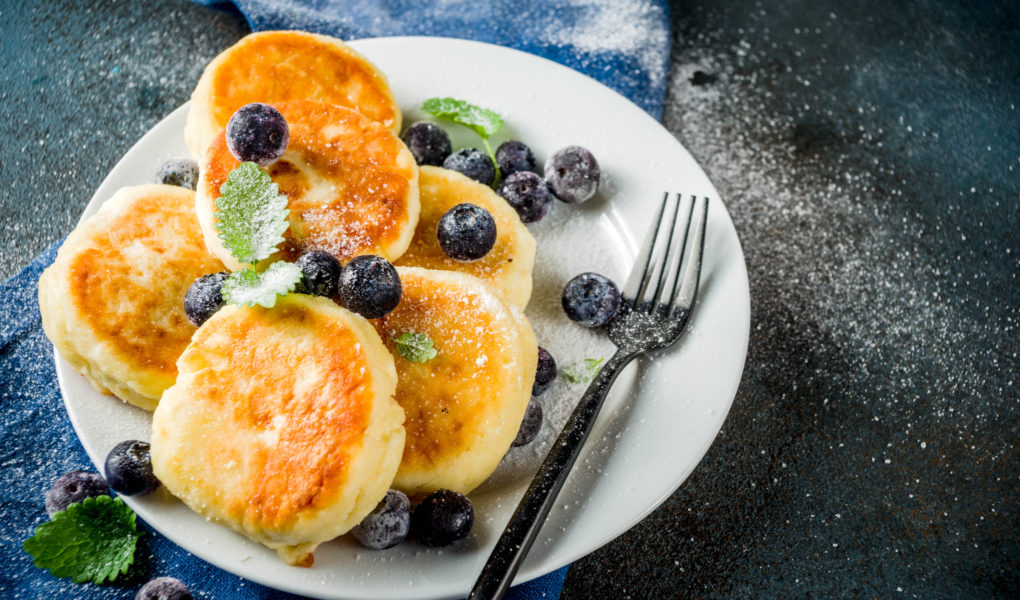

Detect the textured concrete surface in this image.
[3,1,1017,598]
[0,0,249,276]
[562,1,1019,598]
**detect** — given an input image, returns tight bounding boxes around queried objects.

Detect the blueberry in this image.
[45,470,109,517]
[443,148,495,186]
[225,103,289,167]
[184,272,229,327]
[154,158,199,190]
[532,346,557,396]
[351,489,411,550]
[136,577,192,600]
[295,251,342,297]
[512,398,543,448]
[401,122,452,167]
[337,255,401,319]
[497,171,553,224]
[104,440,160,496]
[411,489,474,547]
[495,140,537,177]
[561,272,621,327]
[437,203,497,262]
[545,146,600,203]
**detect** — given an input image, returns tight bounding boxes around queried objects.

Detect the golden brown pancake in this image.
[38,184,225,411]
[372,267,537,496]
[185,30,401,159]
[395,166,536,308]
[195,100,420,270]
[151,294,405,566]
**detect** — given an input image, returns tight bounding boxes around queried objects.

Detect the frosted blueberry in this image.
[45,470,109,517]
[337,255,401,319]
[495,140,537,177]
[105,440,159,496]
[512,399,543,448]
[225,103,289,167]
[401,122,452,166]
[437,203,497,262]
[531,347,557,396]
[295,251,342,297]
[351,490,411,550]
[545,146,600,203]
[136,577,192,600]
[443,148,495,186]
[184,272,229,327]
[498,171,553,224]
[562,272,621,327]
[154,158,199,190]
[411,489,474,547]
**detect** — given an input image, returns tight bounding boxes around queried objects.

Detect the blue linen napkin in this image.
[206,0,671,119]
[1,1,669,598]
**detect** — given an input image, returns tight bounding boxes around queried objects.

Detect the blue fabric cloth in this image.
[202,0,671,119]
[0,249,572,600]
[2,1,669,597]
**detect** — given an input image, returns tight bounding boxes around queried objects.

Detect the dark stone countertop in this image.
[3,1,1016,598]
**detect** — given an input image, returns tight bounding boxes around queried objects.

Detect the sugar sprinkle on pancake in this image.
[395,166,536,308]
[373,267,537,496]
[196,100,419,270]
[185,30,402,159]
[151,295,404,566]
[38,184,225,411]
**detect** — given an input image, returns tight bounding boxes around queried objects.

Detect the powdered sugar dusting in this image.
[664,19,1019,425]
[611,6,1020,598]
[478,194,630,492]
[539,0,670,91]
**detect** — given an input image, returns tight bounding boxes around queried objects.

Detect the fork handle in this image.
[468,349,637,600]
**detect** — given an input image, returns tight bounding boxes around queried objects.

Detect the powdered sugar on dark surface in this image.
[561,1,1019,598]
[0,2,248,281]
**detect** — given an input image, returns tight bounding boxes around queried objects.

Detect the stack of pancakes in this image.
[38,31,538,566]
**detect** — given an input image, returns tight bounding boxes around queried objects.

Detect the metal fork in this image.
[469,192,710,600]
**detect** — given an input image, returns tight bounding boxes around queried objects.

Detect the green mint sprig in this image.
[215,162,301,308]
[393,332,438,363]
[23,495,142,584]
[561,357,605,383]
[422,97,504,183]
[222,261,302,308]
[216,162,290,265]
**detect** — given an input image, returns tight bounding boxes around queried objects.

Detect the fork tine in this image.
[670,196,709,315]
[653,194,695,313]
[621,192,671,303]
[639,194,684,311]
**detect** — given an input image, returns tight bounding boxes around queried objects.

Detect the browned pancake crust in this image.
[372,268,537,494]
[200,100,419,265]
[152,295,404,565]
[68,202,213,373]
[395,166,535,307]
[186,30,400,157]
[39,184,224,409]
[182,301,373,529]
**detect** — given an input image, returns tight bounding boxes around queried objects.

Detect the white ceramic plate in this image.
[56,37,749,599]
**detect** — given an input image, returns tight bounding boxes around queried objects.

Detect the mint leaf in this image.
[422,97,506,183]
[215,162,290,266]
[561,357,605,383]
[422,97,503,140]
[392,332,438,363]
[222,261,302,308]
[23,495,141,584]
